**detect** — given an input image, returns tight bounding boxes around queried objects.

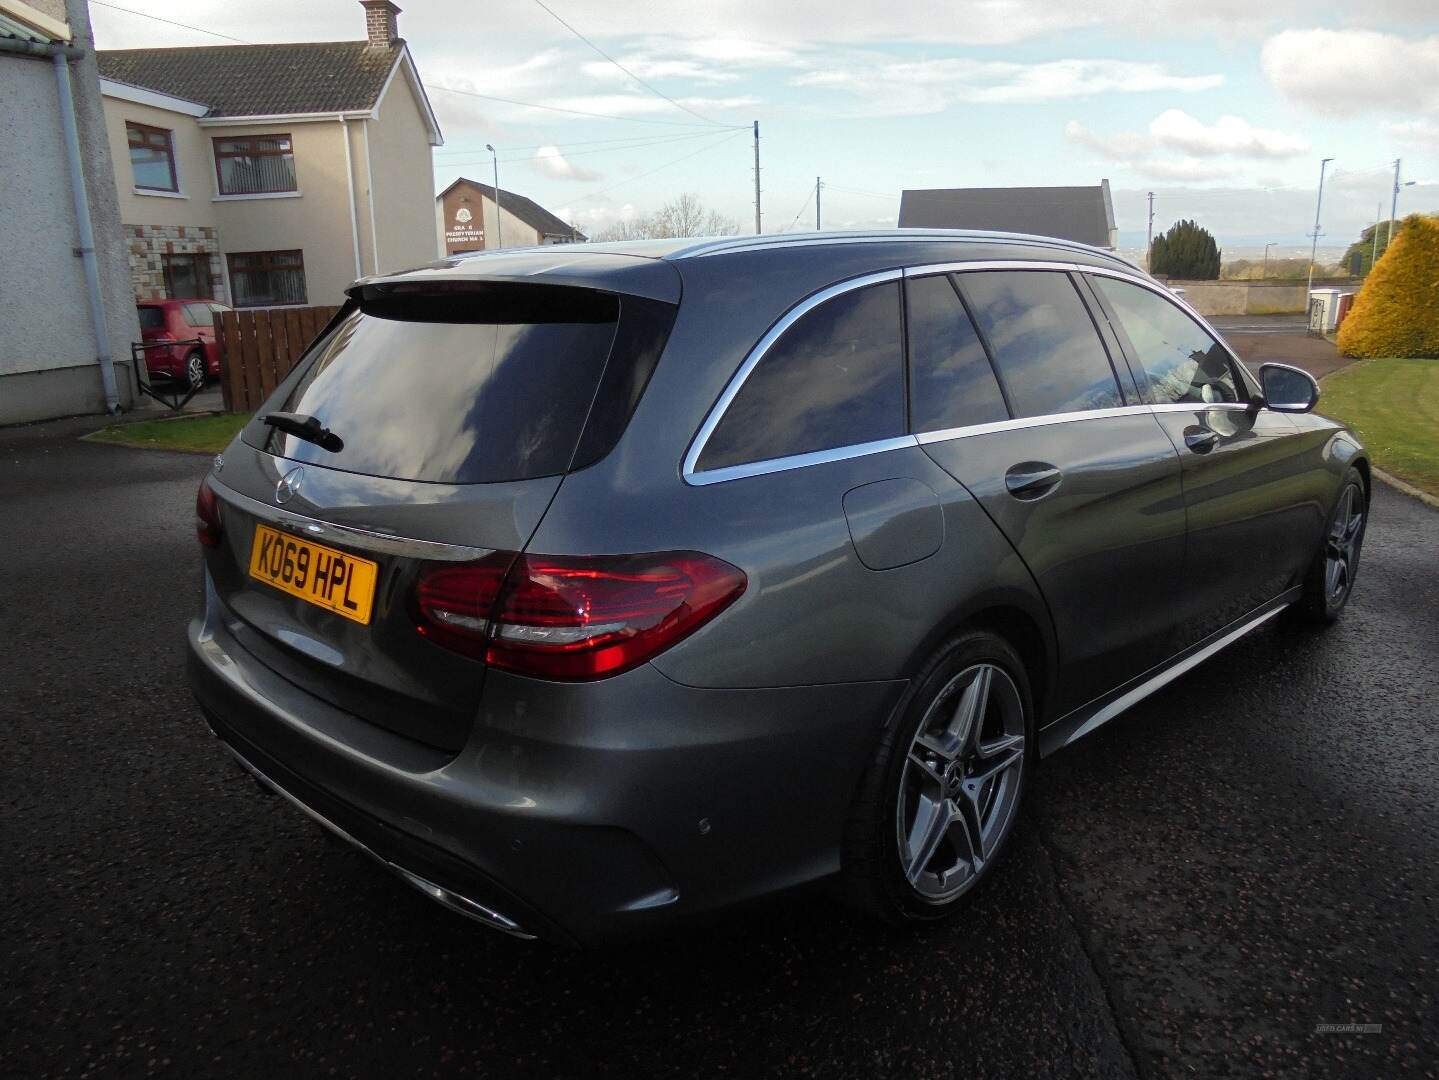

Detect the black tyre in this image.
[185,351,206,390]
[1295,467,1368,624]
[843,629,1034,925]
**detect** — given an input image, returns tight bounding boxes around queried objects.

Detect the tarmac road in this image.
[2,429,1436,1079]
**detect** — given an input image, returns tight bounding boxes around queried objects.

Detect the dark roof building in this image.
[97,41,402,117]
[898,181,1117,250]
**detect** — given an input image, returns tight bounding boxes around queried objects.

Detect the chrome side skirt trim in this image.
[212,482,492,562]
[209,730,535,940]
[1038,593,1297,758]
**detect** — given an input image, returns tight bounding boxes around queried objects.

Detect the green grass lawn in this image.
[1319,358,1439,496]
[87,412,251,455]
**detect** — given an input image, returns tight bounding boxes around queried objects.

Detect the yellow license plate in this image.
[248,523,378,625]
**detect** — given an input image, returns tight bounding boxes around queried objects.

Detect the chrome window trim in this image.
[685,436,919,487]
[682,268,904,485]
[211,481,493,562]
[1073,264,1259,394]
[914,404,1154,445]
[680,257,1264,488]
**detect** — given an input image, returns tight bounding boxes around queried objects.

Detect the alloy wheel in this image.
[1325,485,1365,603]
[187,353,205,389]
[895,663,1026,902]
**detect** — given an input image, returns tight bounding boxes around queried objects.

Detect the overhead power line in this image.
[427,83,739,129]
[570,129,746,204]
[527,0,724,127]
[92,1,743,131]
[780,186,816,233]
[91,0,253,43]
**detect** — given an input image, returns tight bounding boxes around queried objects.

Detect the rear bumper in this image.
[187,574,903,944]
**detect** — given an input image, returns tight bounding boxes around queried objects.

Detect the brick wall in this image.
[123,223,223,301]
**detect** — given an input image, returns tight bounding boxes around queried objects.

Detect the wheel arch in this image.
[901,592,1058,728]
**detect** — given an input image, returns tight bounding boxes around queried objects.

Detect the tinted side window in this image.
[136,306,165,331]
[1091,276,1240,405]
[957,271,1122,417]
[906,274,1009,432]
[698,282,904,471]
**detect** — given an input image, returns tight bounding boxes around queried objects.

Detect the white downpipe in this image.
[54,50,121,412]
[339,115,362,280]
[362,121,380,274]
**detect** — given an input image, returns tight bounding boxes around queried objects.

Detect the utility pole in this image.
[486,143,502,249]
[1306,157,1334,304]
[1388,159,1401,248]
[751,121,762,235]
[1146,191,1155,267]
[1372,202,1382,273]
[1263,241,1276,279]
[815,176,821,231]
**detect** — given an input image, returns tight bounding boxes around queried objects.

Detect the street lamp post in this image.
[485,143,503,249]
[1306,157,1334,306]
[1263,242,1276,279]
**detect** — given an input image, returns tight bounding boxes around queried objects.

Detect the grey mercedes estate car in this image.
[189,231,1370,945]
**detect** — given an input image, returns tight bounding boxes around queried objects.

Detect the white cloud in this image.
[543,93,760,119]
[1386,119,1439,151]
[578,57,742,86]
[531,146,603,182]
[1066,110,1307,183]
[793,58,1222,116]
[1262,29,1439,116]
[1148,109,1308,159]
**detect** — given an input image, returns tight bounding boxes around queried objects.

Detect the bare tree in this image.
[596,194,739,241]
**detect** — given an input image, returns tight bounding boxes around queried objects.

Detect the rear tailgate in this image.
[202,276,676,752]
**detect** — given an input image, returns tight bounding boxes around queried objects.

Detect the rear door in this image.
[204,282,675,751]
[1083,272,1316,640]
[911,268,1188,715]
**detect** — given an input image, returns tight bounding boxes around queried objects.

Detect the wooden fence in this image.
[214,305,341,412]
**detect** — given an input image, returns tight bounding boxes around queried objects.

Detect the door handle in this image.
[1004,462,1062,499]
[1184,427,1221,453]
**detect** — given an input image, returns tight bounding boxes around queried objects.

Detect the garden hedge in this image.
[1337,213,1439,359]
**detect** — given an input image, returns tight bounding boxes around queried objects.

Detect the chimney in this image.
[361,0,401,47]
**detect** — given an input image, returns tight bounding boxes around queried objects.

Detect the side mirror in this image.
[1258,363,1320,414]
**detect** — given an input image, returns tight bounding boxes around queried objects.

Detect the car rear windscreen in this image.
[137,306,166,331]
[254,284,626,485]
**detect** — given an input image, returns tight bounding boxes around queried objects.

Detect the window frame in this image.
[225,249,308,308]
[682,259,1259,486]
[683,269,911,486]
[126,121,178,193]
[1078,267,1258,407]
[212,133,297,196]
[902,269,1015,430]
[161,254,212,302]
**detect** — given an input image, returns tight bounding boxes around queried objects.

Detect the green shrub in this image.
[1337,213,1439,359]
[1150,219,1221,280]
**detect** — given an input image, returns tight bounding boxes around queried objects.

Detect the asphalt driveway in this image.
[2,430,1436,1079]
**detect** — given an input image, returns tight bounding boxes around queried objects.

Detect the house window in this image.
[227,250,307,307]
[127,122,178,192]
[213,134,296,195]
[163,253,211,299]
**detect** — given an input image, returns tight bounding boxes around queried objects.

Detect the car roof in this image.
[362,229,1143,302]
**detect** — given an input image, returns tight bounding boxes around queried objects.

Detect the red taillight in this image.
[196,479,223,548]
[415,551,746,680]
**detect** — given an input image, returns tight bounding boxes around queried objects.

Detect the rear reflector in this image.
[415,551,746,680]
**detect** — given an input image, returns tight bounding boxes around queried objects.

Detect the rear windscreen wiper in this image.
[262,411,344,453]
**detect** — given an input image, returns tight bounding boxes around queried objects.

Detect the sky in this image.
[89,0,1439,252]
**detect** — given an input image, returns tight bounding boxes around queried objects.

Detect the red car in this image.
[136,299,229,388]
